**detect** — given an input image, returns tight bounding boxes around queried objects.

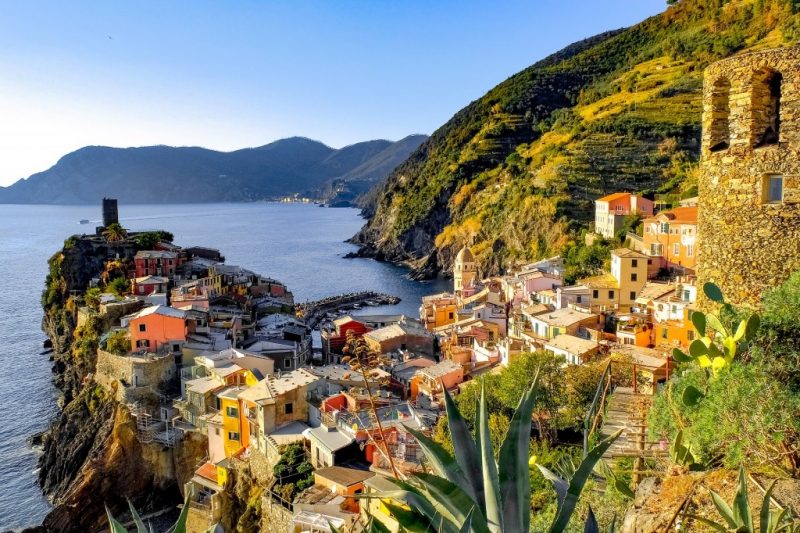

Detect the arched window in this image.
[709,77,731,152]
[753,69,782,148]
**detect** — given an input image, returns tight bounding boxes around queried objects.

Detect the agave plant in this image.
[685,465,798,532]
[671,282,760,406]
[371,373,622,532]
[106,495,218,533]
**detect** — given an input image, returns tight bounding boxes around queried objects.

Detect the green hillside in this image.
[353,0,800,277]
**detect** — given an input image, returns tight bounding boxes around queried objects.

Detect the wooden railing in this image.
[583,360,613,456]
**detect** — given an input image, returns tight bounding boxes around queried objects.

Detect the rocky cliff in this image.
[35,235,206,531]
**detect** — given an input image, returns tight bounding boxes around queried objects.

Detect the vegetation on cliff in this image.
[356,0,800,277]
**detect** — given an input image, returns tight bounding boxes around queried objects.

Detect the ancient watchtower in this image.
[697,47,800,307]
[102,197,119,227]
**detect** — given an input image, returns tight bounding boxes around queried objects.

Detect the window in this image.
[671,305,678,314]
[630,291,636,301]
[631,273,638,282]
[228,431,240,441]
[608,290,615,299]
[688,330,695,341]
[138,324,146,332]
[632,259,638,268]
[763,174,784,204]
[592,290,599,299]
[136,339,150,348]
[709,77,731,152]
[662,328,668,339]
[576,296,582,303]
[448,312,454,320]
[686,244,694,257]
[214,427,220,435]
[284,358,292,369]
[673,243,680,256]
[226,406,238,418]
[754,70,782,147]
[285,403,293,415]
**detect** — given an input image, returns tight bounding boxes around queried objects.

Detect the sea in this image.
[0,202,449,530]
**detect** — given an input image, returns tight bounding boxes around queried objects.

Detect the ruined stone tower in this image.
[102,197,119,227]
[697,47,800,307]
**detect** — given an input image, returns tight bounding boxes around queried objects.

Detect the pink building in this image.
[594,193,655,239]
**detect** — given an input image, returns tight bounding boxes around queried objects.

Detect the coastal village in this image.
[34,46,800,532]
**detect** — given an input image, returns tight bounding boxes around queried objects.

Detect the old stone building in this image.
[697,47,800,307]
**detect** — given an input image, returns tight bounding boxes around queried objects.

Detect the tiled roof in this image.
[130,305,186,320]
[597,192,630,202]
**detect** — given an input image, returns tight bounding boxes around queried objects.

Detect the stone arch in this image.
[709,77,731,152]
[752,68,783,147]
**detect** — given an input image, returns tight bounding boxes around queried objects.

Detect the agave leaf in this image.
[106,506,129,533]
[690,338,710,358]
[165,499,191,533]
[733,465,753,531]
[498,372,539,533]
[584,506,599,533]
[745,314,761,342]
[443,385,486,514]
[771,508,789,533]
[682,385,704,406]
[378,483,454,532]
[412,472,491,533]
[683,514,729,532]
[478,382,503,532]
[692,311,707,337]
[760,480,778,533]
[403,424,473,501]
[127,499,148,533]
[366,516,393,533]
[547,429,622,533]
[709,489,738,529]
[381,502,435,532]
[706,313,730,338]
[537,465,568,506]
[672,347,693,363]
[327,520,345,533]
[459,507,475,533]
[704,282,725,303]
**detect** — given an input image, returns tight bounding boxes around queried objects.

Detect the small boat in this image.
[79,219,90,224]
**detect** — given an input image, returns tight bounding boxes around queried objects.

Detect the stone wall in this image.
[697,47,800,308]
[95,348,176,402]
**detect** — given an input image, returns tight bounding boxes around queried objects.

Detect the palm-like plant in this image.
[102,222,128,243]
[106,496,218,533]
[342,331,400,478]
[372,373,622,532]
[685,465,798,532]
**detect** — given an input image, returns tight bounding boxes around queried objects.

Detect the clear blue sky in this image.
[0,0,665,186]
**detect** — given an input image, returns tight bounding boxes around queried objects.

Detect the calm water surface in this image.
[0,202,448,529]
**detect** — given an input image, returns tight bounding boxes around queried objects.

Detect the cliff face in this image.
[354,0,800,278]
[36,235,206,531]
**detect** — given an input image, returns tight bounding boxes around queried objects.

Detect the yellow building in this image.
[581,249,648,312]
[216,385,248,458]
[453,247,477,297]
[419,292,458,331]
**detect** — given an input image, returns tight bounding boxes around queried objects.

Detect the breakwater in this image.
[297,291,401,329]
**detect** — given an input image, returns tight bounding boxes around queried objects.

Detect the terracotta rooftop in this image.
[597,192,631,202]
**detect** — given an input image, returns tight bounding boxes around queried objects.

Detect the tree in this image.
[85,287,102,309]
[102,222,128,243]
[107,277,130,297]
[105,330,130,355]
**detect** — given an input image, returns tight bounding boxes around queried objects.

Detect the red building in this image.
[321,316,371,364]
[134,250,184,279]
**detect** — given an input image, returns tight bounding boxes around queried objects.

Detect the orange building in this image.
[128,305,187,352]
[642,207,698,272]
[594,193,655,239]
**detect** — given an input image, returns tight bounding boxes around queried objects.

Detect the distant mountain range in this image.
[0,134,427,205]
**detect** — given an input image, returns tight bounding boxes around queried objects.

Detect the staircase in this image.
[600,387,664,459]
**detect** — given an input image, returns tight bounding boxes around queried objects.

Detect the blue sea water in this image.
[0,202,449,530]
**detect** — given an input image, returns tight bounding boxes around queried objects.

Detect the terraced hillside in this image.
[353,0,800,278]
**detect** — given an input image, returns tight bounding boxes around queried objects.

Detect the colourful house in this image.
[642,207,698,272]
[128,305,187,352]
[216,385,249,457]
[131,275,169,296]
[321,316,371,364]
[419,293,458,331]
[134,250,184,279]
[581,249,649,312]
[594,193,655,239]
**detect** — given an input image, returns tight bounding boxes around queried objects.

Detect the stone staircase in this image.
[600,387,665,459]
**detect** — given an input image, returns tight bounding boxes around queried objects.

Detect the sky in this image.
[0,0,665,187]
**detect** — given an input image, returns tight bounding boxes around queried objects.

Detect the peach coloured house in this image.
[128,305,187,352]
[642,207,698,272]
[594,193,655,239]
